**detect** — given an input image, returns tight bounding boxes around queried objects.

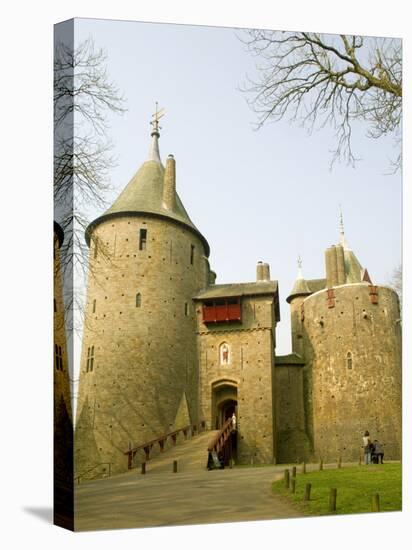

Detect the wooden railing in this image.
[207,418,233,454]
[124,420,206,470]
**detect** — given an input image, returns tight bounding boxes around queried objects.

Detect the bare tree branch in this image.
[238,30,402,169]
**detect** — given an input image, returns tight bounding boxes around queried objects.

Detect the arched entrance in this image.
[211,379,238,429]
[211,379,238,464]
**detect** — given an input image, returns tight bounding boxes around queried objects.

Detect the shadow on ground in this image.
[23,507,53,524]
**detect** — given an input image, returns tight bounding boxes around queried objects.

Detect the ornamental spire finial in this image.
[339,205,349,248]
[147,102,165,163]
[150,102,165,137]
[297,255,303,279]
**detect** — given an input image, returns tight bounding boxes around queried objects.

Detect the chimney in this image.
[209,270,217,285]
[325,245,346,287]
[257,261,270,282]
[163,154,176,210]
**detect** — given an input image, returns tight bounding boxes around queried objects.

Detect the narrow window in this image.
[184,302,188,316]
[90,345,94,372]
[92,299,96,313]
[86,347,90,372]
[190,244,195,265]
[139,229,147,251]
[136,293,142,308]
[94,241,98,259]
[53,299,57,313]
[347,351,353,370]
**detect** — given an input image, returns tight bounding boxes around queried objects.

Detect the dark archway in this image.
[218,398,237,428]
[211,380,238,430]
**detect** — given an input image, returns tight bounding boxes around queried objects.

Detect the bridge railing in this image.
[207,418,233,454]
[207,418,235,468]
[124,420,207,470]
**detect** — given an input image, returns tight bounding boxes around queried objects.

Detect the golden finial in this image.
[150,102,165,137]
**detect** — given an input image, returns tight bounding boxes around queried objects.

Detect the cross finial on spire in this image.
[150,102,165,137]
[339,204,349,248]
[297,255,303,279]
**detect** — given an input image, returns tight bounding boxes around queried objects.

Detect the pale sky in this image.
[70,18,401,387]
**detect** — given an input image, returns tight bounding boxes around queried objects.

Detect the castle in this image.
[74,115,402,477]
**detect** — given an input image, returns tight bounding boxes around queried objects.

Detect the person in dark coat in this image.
[371,439,384,464]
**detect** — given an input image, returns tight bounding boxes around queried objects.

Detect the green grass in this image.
[272,463,402,516]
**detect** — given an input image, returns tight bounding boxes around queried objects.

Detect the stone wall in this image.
[274,362,311,462]
[301,283,401,462]
[75,215,208,476]
[197,295,276,464]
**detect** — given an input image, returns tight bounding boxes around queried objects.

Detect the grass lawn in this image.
[272,463,402,516]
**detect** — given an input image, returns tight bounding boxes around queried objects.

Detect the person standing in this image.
[231,412,237,431]
[362,430,372,464]
[372,439,384,464]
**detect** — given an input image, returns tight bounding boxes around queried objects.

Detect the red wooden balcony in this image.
[202,298,241,323]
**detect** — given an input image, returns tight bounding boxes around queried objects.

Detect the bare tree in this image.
[54,37,126,280]
[54,37,126,334]
[239,31,402,168]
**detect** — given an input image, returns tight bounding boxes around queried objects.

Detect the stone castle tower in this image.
[286,219,402,462]
[75,118,211,475]
[75,117,401,477]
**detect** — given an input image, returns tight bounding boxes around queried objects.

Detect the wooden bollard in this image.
[359,453,362,466]
[141,462,146,475]
[319,459,323,471]
[302,462,306,474]
[304,483,312,501]
[284,469,290,489]
[371,493,380,512]
[338,456,342,468]
[292,466,297,477]
[329,488,337,512]
[173,460,178,473]
[290,478,296,494]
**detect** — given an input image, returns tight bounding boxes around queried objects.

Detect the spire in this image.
[339,205,349,249]
[147,102,165,163]
[297,255,303,279]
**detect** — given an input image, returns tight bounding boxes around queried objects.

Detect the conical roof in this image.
[286,277,311,303]
[344,248,364,283]
[287,257,312,303]
[85,132,210,256]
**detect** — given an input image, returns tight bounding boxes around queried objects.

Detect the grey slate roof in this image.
[306,278,327,293]
[194,281,278,300]
[286,278,326,303]
[344,249,364,283]
[85,153,210,256]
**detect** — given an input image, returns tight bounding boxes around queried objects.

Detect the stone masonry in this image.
[74,122,402,477]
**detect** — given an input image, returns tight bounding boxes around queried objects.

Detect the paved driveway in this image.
[75,464,302,531]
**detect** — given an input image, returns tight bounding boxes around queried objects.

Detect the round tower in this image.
[300,227,401,462]
[75,117,210,476]
[287,257,311,357]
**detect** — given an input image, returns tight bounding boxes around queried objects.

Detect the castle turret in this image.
[75,113,210,476]
[287,257,311,357]
[297,219,401,462]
